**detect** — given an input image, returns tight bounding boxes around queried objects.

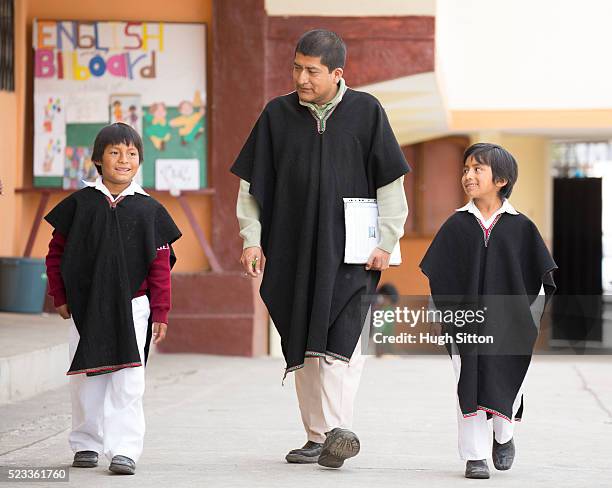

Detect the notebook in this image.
[343,198,402,265]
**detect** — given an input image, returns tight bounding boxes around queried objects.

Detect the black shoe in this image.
[109,455,136,475]
[317,428,360,468]
[493,437,515,470]
[285,441,323,464]
[465,460,490,479]
[72,450,98,468]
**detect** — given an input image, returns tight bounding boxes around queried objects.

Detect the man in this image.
[231,29,409,468]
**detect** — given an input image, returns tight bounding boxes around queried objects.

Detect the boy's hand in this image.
[241,246,263,277]
[366,248,391,271]
[152,322,167,344]
[56,304,71,319]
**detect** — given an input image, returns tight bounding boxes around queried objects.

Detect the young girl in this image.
[420,143,557,479]
[45,123,181,475]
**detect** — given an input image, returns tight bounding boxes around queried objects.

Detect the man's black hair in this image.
[463,143,518,198]
[295,29,346,71]
[91,122,144,175]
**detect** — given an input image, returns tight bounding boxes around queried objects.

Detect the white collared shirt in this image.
[456,198,518,228]
[83,177,149,202]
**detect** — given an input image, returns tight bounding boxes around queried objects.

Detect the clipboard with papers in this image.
[343,198,402,266]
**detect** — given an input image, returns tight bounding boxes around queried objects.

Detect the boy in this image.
[420,143,557,479]
[45,123,181,475]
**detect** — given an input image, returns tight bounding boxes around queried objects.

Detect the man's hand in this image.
[241,246,263,277]
[56,304,71,319]
[153,322,167,344]
[366,248,391,271]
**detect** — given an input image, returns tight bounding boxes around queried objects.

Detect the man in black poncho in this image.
[231,29,410,468]
[420,143,557,479]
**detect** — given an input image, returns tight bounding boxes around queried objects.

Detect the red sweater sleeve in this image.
[148,246,172,324]
[45,231,67,308]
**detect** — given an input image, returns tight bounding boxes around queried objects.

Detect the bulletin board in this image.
[32,20,207,191]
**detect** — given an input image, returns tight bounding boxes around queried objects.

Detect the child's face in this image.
[462,156,507,200]
[97,143,140,186]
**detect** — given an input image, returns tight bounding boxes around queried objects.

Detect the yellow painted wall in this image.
[4,0,213,273]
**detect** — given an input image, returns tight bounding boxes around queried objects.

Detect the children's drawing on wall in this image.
[110,95,142,135]
[169,91,205,146]
[35,134,65,176]
[144,102,171,151]
[63,146,97,190]
[35,94,65,134]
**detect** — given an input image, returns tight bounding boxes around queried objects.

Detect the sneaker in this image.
[285,441,323,464]
[465,459,490,479]
[72,450,98,468]
[317,428,360,468]
[109,455,136,475]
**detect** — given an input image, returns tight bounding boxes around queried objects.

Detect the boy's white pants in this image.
[295,337,366,444]
[451,352,523,461]
[68,295,150,462]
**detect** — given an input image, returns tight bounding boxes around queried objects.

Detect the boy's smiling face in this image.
[462,156,507,200]
[97,143,140,188]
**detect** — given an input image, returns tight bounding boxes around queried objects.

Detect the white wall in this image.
[437,0,612,110]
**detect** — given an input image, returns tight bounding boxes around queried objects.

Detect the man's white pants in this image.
[295,337,366,444]
[451,352,523,461]
[68,295,150,462]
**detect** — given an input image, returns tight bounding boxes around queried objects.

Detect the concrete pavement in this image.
[1,351,611,487]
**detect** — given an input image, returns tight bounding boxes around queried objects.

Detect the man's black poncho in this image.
[231,88,410,374]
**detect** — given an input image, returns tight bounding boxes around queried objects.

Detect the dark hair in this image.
[295,29,346,71]
[377,283,399,304]
[91,122,144,175]
[463,143,518,198]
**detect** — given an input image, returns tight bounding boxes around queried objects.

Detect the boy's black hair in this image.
[377,283,399,305]
[463,143,518,198]
[91,122,144,175]
[295,29,346,71]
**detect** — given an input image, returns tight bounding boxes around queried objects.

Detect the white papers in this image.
[65,93,109,123]
[343,198,402,265]
[155,158,200,191]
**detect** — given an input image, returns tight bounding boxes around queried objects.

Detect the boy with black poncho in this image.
[420,143,557,479]
[44,123,181,475]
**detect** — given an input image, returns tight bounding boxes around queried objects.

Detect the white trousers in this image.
[295,337,366,444]
[451,352,523,461]
[68,295,150,462]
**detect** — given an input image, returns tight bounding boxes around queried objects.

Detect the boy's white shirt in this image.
[83,176,149,202]
[456,198,518,228]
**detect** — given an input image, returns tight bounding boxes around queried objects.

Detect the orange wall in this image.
[380,237,432,296]
[7,0,213,272]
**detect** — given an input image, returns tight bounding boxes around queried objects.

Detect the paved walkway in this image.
[1,352,611,487]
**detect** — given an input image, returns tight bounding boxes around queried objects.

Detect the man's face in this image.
[462,156,507,200]
[293,52,343,105]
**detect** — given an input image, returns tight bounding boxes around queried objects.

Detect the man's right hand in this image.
[240,246,263,277]
[56,304,71,319]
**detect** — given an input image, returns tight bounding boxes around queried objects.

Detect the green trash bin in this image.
[0,257,48,313]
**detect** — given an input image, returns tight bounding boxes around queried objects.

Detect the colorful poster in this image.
[34,94,65,134]
[32,20,207,188]
[63,146,97,189]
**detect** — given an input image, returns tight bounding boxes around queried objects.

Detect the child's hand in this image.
[152,322,167,344]
[56,304,71,319]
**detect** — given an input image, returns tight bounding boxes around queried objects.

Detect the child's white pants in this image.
[451,352,523,461]
[68,295,150,462]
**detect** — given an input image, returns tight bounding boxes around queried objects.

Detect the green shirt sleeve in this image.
[236,179,262,249]
[377,176,409,253]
